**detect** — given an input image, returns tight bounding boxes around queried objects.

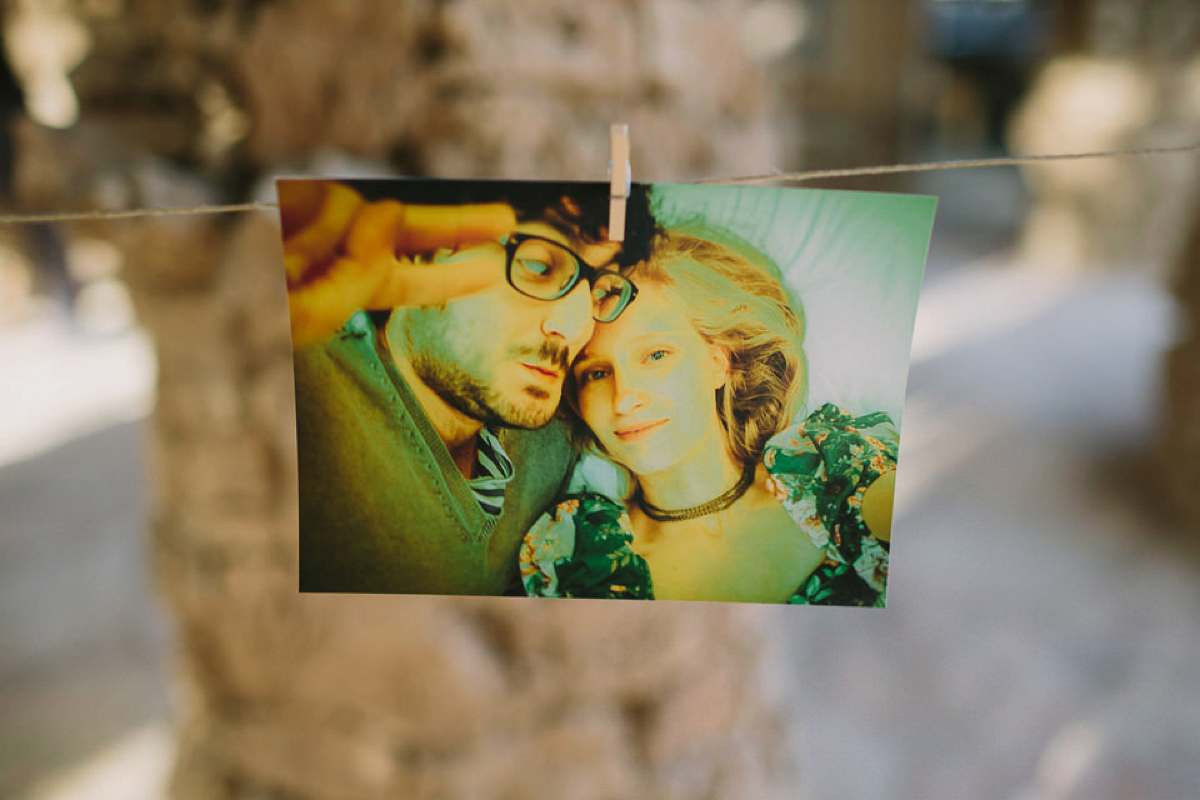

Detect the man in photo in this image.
[281,179,653,595]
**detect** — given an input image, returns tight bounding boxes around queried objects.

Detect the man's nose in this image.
[541,280,594,356]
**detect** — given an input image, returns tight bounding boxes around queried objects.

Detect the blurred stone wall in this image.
[10,1,799,798]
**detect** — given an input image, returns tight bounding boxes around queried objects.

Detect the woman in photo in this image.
[521,226,898,604]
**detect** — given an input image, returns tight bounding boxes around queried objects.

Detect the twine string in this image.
[0,201,281,224]
[695,142,1200,185]
[0,143,1197,224]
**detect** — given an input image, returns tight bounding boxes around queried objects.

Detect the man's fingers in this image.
[283,187,520,342]
[395,204,517,253]
[280,183,365,282]
[346,200,517,261]
[288,255,385,347]
[289,253,504,346]
[277,180,328,238]
[366,254,505,309]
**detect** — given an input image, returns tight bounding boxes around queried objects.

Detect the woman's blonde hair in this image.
[567,225,806,468]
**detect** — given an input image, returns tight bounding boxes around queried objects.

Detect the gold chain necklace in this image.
[637,462,757,522]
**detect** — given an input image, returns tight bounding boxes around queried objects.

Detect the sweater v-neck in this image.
[357,322,498,541]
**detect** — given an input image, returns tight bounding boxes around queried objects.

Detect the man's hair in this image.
[350,179,657,328]
[348,178,655,268]
[567,225,806,468]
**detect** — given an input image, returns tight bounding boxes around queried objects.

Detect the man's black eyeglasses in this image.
[503,233,639,323]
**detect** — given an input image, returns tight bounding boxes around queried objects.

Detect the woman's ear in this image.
[708,344,731,390]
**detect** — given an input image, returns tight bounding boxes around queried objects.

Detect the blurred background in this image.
[2,0,1200,798]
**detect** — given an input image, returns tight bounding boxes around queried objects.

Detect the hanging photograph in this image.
[279,177,935,604]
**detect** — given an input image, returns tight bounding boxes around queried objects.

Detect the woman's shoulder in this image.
[768,401,899,448]
[763,402,898,481]
[520,492,654,600]
[762,402,896,606]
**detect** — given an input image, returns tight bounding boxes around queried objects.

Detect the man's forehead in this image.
[515,220,570,243]
[516,220,623,268]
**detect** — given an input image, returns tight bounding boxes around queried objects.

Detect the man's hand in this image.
[279,180,518,346]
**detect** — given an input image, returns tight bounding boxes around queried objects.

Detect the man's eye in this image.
[516,257,552,276]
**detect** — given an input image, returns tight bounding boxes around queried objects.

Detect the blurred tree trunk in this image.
[1010,0,1200,273]
[1166,204,1200,532]
[1051,0,1092,53]
[13,1,797,798]
[777,0,915,178]
[1003,0,1200,531]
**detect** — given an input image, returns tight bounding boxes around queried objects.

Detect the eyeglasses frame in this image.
[501,232,639,322]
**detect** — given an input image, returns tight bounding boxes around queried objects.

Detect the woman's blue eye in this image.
[579,367,608,384]
[647,349,668,362]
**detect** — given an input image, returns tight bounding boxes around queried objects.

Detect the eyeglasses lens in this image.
[508,235,634,322]
[592,272,632,322]
[510,238,577,298]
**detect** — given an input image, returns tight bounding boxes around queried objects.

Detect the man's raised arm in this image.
[279,180,517,346]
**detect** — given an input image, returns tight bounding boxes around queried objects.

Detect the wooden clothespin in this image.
[608,124,631,242]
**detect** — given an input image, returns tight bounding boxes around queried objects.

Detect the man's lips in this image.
[614,419,669,441]
[521,362,563,382]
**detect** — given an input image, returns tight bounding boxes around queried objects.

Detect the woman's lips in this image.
[614,419,669,442]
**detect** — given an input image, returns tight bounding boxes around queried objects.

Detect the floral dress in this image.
[520,403,898,606]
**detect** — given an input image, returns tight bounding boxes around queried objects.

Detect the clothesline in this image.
[0,142,1196,225]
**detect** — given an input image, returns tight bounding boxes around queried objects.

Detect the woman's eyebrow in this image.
[628,331,680,345]
[572,353,602,370]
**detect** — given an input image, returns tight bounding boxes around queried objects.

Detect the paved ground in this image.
[3,231,1200,799]
[0,317,169,799]
[0,419,171,798]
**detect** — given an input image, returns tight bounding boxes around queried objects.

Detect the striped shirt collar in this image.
[468,426,515,516]
[355,315,516,518]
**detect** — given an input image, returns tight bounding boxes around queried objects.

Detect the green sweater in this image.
[294,313,576,595]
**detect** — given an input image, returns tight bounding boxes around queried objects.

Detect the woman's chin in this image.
[610,448,683,479]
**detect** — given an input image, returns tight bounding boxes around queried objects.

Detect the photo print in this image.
[279,177,935,604]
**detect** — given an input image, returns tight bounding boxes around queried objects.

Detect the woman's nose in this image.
[613,374,649,415]
[541,281,594,355]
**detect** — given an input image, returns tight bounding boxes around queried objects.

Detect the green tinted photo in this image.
[280,178,935,605]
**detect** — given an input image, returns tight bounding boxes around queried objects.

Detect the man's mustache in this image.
[510,340,570,372]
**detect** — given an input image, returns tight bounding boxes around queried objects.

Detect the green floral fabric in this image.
[520,403,897,605]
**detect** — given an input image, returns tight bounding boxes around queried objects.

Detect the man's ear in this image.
[709,344,731,390]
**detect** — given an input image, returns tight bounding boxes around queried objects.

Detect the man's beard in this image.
[410,338,570,430]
